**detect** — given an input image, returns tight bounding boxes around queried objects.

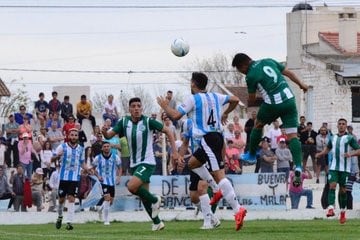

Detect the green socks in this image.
[135,186,158,204]
[288,137,302,169]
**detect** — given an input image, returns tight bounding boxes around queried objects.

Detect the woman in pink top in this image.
[18,133,38,179]
[225,140,242,174]
[18,116,32,140]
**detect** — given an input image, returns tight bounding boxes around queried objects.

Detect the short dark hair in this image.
[64,95,69,100]
[191,72,208,90]
[81,95,86,99]
[52,91,58,96]
[232,53,252,68]
[167,90,173,94]
[129,97,141,106]
[306,122,312,126]
[338,118,347,123]
[39,92,44,97]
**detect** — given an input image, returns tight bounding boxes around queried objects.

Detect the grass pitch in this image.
[0,219,359,240]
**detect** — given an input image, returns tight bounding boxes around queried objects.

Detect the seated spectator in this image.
[289,168,314,209]
[34,92,49,127]
[48,91,61,115]
[225,140,242,174]
[60,95,73,122]
[9,165,26,212]
[0,165,15,208]
[259,137,276,173]
[102,94,119,127]
[275,138,292,179]
[31,168,44,211]
[231,130,245,154]
[46,112,63,130]
[37,127,48,148]
[14,105,33,125]
[103,119,121,156]
[84,146,94,168]
[76,94,96,129]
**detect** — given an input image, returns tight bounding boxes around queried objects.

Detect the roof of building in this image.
[334,63,360,77]
[0,79,10,97]
[319,32,360,55]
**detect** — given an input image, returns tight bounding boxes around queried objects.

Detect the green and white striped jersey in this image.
[327,134,360,173]
[112,115,164,168]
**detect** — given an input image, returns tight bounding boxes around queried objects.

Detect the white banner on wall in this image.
[111,173,287,211]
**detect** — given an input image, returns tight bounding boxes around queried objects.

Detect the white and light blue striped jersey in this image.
[56,143,84,182]
[181,118,200,153]
[178,92,229,139]
[327,134,360,173]
[92,153,121,186]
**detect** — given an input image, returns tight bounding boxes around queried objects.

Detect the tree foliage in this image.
[183,52,243,84]
[0,82,30,118]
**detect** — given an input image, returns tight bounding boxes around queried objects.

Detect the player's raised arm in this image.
[282,68,309,93]
[156,96,183,121]
[221,95,239,125]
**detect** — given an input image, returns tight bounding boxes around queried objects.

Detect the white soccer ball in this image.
[171,38,190,57]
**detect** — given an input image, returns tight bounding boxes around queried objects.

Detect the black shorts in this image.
[193,132,225,172]
[101,184,115,198]
[58,180,79,198]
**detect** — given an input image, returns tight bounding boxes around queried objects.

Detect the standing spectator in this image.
[18,133,38,179]
[31,168,44,212]
[91,141,122,225]
[231,130,245,155]
[10,165,26,212]
[347,125,357,141]
[343,156,359,210]
[244,110,256,152]
[300,122,317,171]
[62,115,76,142]
[48,91,61,115]
[18,116,33,140]
[102,97,179,231]
[224,123,235,142]
[48,165,60,212]
[119,136,130,176]
[232,115,243,133]
[14,105,33,125]
[259,137,276,173]
[102,94,119,127]
[91,133,103,158]
[225,140,242,174]
[0,165,15,208]
[75,122,87,147]
[90,125,101,145]
[166,90,178,128]
[163,116,177,140]
[276,126,288,144]
[288,169,314,209]
[315,127,330,183]
[48,121,65,151]
[34,92,49,127]
[40,141,55,180]
[4,114,19,168]
[316,118,360,224]
[76,95,96,129]
[153,135,170,175]
[60,95,73,122]
[103,119,121,156]
[84,146,94,168]
[297,116,307,138]
[275,138,292,179]
[52,128,87,230]
[266,120,281,152]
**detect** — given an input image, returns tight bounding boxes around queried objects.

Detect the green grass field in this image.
[0,219,359,240]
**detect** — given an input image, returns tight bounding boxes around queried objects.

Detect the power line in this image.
[0,68,236,74]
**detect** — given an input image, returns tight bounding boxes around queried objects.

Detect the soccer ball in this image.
[171,38,190,57]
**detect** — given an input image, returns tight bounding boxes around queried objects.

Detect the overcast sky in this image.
[0,0,358,99]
